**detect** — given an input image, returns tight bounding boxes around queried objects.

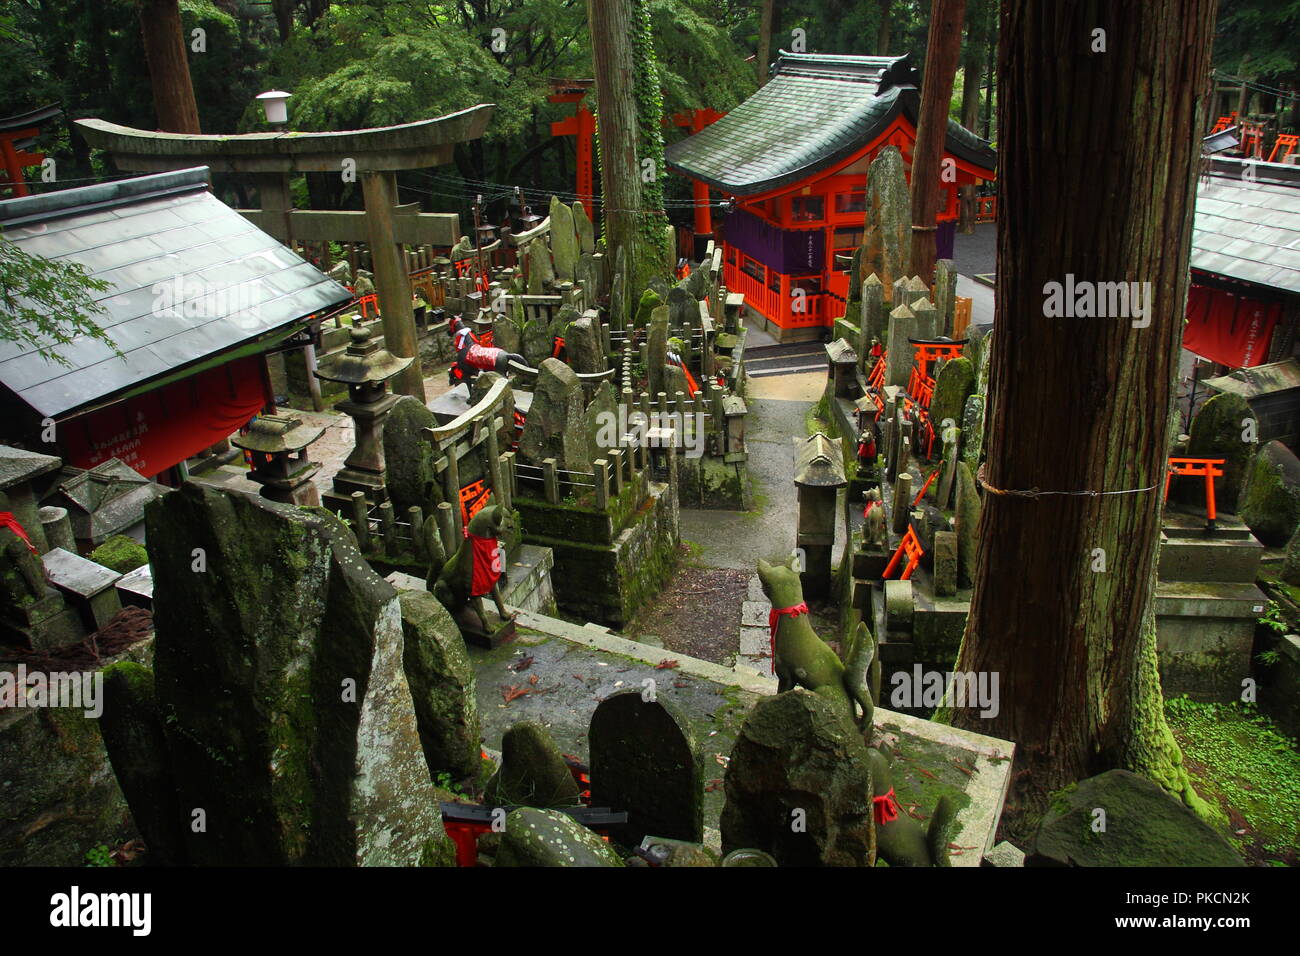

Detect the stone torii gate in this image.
[76,105,494,401]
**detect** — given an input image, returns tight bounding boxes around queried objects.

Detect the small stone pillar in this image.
[231,414,327,507]
[314,326,414,512]
[793,432,848,601]
[723,395,747,459]
[39,506,76,554]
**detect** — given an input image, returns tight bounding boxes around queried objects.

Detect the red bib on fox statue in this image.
[447,313,526,385]
[467,530,501,598]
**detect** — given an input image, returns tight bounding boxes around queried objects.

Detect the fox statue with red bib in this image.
[446,312,526,386]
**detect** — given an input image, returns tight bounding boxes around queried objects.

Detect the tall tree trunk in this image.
[1235,59,1251,122]
[137,0,201,133]
[949,0,1219,840]
[757,0,775,85]
[876,0,891,55]
[958,0,986,233]
[980,29,995,137]
[272,0,295,43]
[908,0,966,283]
[588,0,647,314]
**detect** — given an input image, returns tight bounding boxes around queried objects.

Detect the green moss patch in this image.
[1165,695,1300,865]
[89,534,148,574]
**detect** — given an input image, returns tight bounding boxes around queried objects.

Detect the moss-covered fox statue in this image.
[756,555,956,866]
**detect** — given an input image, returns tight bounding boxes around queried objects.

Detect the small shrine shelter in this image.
[0,167,351,483]
[665,52,996,340]
[1185,157,1300,371]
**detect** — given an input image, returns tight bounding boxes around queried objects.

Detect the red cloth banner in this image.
[1183,283,1279,368]
[58,355,272,479]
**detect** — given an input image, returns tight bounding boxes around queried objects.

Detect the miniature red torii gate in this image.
[1164,457,1226,524]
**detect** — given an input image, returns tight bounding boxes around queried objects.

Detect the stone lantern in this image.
[793,432,847,600]
[314,325,413,512]
[231,414,326,507]
[825,337,860,399]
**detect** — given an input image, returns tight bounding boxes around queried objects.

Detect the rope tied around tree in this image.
[977,476,1160,499]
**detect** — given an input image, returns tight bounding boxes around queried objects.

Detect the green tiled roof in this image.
[0,167,352,418]
[1193,161,1300,295]
[665,51,996,196]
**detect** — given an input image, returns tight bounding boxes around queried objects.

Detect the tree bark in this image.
[757,0,775,85]
[588,0,644,314]
[958,0,985,233]
[980,30,994,137]
[908,0,966,283]
[272,0,295,43]
[949,0,1219,839]
[877,0,891,55]
[136,0,201,134]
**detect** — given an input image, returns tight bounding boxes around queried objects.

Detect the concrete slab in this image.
[740,601,769,628]
[42,548,120,598]
[983,840,1026,867]
[385,571,426,592]
[481,606,1013,862]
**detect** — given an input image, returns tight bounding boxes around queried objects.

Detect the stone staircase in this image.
[1155,508,1268,701]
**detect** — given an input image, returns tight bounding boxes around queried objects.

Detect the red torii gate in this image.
[0,104,61,198]
[548,83,724,232]
[548,79,596,217]
[670,107,725,237]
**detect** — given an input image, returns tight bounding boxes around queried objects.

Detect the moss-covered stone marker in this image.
[589,689,704,846]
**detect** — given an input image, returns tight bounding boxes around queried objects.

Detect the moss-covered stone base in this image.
[521,483,679,627]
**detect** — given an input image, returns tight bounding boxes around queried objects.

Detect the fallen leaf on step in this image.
[501,685,531,703]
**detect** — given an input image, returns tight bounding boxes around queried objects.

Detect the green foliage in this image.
[1214,0,1300,89]
[1260,600,1290,635]
[433,771,469,798]
[84,844,114,867]
[1165,695,1300,863]
[0,234,118,367]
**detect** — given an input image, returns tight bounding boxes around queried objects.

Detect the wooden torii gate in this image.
[422,375,516,543]
[76,105,494,401]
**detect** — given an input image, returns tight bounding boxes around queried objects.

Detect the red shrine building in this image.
[665,52,997,341]
[0,167,351,484]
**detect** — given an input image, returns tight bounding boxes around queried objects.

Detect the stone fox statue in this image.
[433,505,516,629]
[448,315,525,385]
[756,556,955,866]
[756,556,875,728]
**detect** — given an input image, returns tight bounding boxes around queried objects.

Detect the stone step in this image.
[1154,580,1267,702]
[1154,579,1267,618]
[1157,534,1264,584]
[1162,510,1253,540]
[507,606,778,696]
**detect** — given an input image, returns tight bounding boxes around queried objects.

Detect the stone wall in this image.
[517,481,679,626]
[0,639,153,866]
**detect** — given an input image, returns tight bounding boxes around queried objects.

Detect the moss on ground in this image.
[1164,695,1300,866]
[805,394,834,437]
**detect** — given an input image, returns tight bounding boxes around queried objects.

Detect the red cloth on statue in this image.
[873,788,899,825]
[466,343,501,371]
[0,512,37,555]
[467,531,502,597]
[767,602,808,674]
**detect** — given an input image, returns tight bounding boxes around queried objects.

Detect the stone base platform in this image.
[472,606,1014,866]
